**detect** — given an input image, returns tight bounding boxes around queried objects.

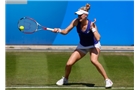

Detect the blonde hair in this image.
[79,3,90,12]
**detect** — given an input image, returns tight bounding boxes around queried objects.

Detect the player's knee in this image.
[66,62,73,67]
[91,59,98,65]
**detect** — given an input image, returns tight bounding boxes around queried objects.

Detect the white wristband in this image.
[58,28,62,33]
[92,28,96,32]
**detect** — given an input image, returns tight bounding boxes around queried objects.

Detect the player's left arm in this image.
[90,21,101,41]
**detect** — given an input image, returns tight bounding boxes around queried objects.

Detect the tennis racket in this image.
[17,17,59,34]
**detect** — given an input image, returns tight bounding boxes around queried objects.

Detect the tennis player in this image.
[52,3,113,88]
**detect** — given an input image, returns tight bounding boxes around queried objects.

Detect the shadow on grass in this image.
[12,83,114,89]
[64,83,95,87]
[15,83,95,87]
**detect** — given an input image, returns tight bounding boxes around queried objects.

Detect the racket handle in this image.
[47,28,54,31]
[45,27,61,33]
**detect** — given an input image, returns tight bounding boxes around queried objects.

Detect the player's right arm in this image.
[52,19,78,35]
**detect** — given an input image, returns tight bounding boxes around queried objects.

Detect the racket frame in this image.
[18,17,54,34]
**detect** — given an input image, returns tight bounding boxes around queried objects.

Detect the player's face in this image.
[78,14,87,22]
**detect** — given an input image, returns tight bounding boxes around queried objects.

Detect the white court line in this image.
[6,86,134,89]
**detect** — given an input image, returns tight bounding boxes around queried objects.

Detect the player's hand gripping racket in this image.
[18,17,60,34]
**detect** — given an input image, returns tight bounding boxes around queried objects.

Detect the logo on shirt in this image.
[87,30,90,33]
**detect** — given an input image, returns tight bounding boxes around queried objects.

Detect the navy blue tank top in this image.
[76,19,98,46]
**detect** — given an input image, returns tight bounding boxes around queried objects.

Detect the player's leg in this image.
[89,47,109,79]
[89,42,113,88]
[56,49,87,85]
[64,49,86,79]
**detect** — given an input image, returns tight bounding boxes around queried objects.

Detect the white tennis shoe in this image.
[105,79,113,88]
[56,77,68,86]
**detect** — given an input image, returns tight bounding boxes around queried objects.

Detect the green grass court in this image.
[6,52,134,90]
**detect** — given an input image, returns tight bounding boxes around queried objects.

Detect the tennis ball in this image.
[19,26,24,31]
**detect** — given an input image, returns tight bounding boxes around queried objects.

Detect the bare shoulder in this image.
[72,18,79,26]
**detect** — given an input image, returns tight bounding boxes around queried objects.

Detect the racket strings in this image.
[18,18,37,34]
[23,21,31,30]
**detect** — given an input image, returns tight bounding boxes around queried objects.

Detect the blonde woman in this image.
[52,3,113,88]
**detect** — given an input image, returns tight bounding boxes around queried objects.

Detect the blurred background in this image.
[6,0,134,46]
